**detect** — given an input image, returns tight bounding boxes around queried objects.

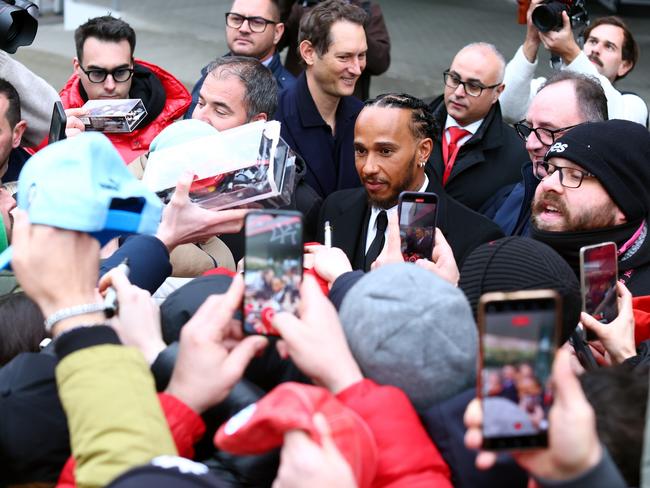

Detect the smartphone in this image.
[48,101,67,144]
[243,210,303,336]
[580,242,618,341]
[397,191,438,262]
[478,290,560,450]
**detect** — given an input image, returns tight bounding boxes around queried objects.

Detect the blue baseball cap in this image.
[0,132,163,269]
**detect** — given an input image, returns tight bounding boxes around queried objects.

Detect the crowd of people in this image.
[0,0,649,486]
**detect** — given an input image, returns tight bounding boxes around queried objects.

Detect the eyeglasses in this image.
[533,161,595,188]
[514,121,580,146]
[80,66,134,83]
[443,70,501,97]
[225,12,277,33]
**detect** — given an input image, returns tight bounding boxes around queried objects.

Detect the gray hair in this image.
[206,56,278,120]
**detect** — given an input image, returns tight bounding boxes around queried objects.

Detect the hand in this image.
[415,228,459,286]
[10,209,104,335]
[464,349,602,481]
[273,413,358,488]
[371,214,404,270]
[539,11,581,63]
[523,0,545,61]
[155,172,248,252]
[581,282,636,364]
[272,275,363,394]
[165,275,268,414]
[305,245,352,285]
[98,267,166,364]
[64,107,87,138]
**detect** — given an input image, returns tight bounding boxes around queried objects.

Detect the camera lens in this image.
[531,2,566,33]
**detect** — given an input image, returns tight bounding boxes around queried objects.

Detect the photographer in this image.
[500,0,647,127]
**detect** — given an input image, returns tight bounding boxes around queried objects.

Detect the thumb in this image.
[580,311,604,337]
[385,213,402,256]
[313,412,338,452]
[272,311,303,343]
[220,335,268,385]
[552,348,586,408]
[172,171,194,202]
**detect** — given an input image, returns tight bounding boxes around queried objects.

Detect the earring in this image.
[418,160,426,168]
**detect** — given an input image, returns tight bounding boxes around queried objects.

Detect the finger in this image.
[65,107,88,117]
[551,348,586,408]
[220,335,269,385]
[463,397,483,429]
[304,244,325,254]
[475,451,498,470]
[312,412,338,452]
[464,426,483,450]
[172,171,194,202]
[272,311,304,344]
[580,312,604,336]
[297,273,323,315]
[9,208,29,252]
[98,264,131,294]
[430,228,448,261]
[616,281,633,312]
[276,338,290,359]
[385,214,402,256]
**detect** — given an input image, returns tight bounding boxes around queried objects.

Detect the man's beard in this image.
[531,191,619,232]
[366,156,419,210]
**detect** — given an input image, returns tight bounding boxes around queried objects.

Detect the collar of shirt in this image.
[296,73,361,130]
[365,175,430,253]
[443,115,483,146]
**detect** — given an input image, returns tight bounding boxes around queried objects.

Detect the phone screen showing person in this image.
[48,101,67,144]
[397,192,438,262]
[478,291,559,450]
[243,210,303,336]
[580,242,618,326]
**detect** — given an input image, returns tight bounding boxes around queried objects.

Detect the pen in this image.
[104,258,130,318]
[324,221,332,248]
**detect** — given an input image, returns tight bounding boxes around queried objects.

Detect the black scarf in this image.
[78,63,166,129]
[530,218,644,276]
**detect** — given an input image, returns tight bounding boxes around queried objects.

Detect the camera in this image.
[531,0,588,33]
[0,0,38,54]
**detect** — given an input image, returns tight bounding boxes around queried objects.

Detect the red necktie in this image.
[442,126,470,185]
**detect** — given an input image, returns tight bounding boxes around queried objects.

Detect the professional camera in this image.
[531,0,588,33]
[0,0,38,54]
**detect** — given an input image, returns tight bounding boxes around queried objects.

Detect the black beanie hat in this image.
[459,237,581,344]
[544,119,650,222]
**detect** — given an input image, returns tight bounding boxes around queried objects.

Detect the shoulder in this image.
[323,188,365,213]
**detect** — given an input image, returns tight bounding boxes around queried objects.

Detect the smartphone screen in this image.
[398,192,438,262]
[580,242,618,325]
[478,291,559,450]
[243,210,303,335]
[48,101,67,145]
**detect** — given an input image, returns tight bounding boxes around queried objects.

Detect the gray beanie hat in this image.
[339,263,477,410]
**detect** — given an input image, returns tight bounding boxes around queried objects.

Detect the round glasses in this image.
[225,12,277,33]
[443,70,501,97]
[80,66,134,83]
[533,161,594,188]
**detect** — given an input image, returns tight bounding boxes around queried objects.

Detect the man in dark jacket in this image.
[319,93,503,272]
[428,43,527,214]
[185,0,295,118]
[273,0,367,199]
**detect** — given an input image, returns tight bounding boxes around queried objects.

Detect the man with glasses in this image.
[490,71,607,236]
[529,119,650,296]
[60,15,191,162]
[185,0,294,118]
[427,43,527,213]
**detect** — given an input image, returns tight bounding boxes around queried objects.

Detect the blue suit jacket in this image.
[273,73,363,198]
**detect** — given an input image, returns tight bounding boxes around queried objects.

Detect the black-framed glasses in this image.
[514,121,580,146]
[225,12,277,33]
[533,161,595,188]
[443,70,501,97]
[80,66,134,83]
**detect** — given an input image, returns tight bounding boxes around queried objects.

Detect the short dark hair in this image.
[583,16,638,81]
[539,71,608,122]
[364,93,439,141]
[0,78,21,129]
[206,56,278,119]
[74,15,136,63]
[580,365,648,487]
[298,0,366,57]
[0,292,45,366]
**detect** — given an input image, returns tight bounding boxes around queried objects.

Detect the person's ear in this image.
[273,22,285,46]
[616,59,633,79]
[417,137,433,163]
[11,120,27,149]
[250,113,268,122]
[299,40,316,66]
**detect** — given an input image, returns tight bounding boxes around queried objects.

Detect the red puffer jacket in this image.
[59,59,190,163]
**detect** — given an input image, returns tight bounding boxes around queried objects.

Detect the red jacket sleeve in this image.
[336,379,453,488]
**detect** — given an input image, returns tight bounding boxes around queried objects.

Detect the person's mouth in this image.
[363,179,388,193]
[588,55,603,68]
[341,76,358,87]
